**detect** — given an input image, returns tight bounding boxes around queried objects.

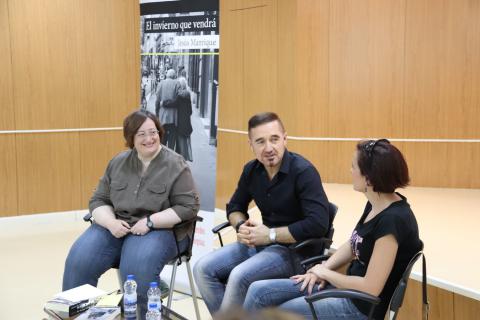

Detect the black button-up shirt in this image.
[226,150,329,241]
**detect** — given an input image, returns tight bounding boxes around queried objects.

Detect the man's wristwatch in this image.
[146,216,154,230]
[234,220,246,233]
[269,228,277,243]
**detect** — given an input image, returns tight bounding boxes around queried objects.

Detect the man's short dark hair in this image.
[356,139,410,193]
[123,110,164,149]
[247,112,285,133]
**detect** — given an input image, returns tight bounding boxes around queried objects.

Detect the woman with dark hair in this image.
[243,139,422,320]
[62,110,200,319]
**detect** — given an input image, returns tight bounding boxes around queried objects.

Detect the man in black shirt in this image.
[193,112,329,315]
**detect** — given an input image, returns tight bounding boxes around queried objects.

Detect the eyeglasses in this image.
[135,130,159,139]
[363,139,390,158]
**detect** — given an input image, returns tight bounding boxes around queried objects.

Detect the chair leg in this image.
[167,263,177,309]
[116,269,124,293]
[186,261,201,320]
[308,301,318,320]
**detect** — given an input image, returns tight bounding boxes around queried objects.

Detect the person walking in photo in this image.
[155,69,180,149]
[174,77,193,161]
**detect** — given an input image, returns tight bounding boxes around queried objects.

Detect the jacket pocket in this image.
[148,183,167,194]
[110,180,128,190]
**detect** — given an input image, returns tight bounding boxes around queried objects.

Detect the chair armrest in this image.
[301,255,330,270]
[212,221,231,234]
[83,212,93,223]
[305,288,380,305]
[290,237,333,252]
[173,216,203,230]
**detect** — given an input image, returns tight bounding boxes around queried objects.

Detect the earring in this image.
[364,180,370,193]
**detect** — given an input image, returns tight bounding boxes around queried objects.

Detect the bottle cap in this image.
[150,281,158,288]
[127,274,135,280]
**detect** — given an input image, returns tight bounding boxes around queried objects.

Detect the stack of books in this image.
[44,284,107,319]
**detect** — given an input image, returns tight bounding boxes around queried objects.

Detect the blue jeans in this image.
[193,242,302,315]
[63,223,187,320]
[244,279,368,320]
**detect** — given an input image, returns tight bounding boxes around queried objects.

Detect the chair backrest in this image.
[292,201,338,260]
[388,248,425,320]
[324,202,338,251]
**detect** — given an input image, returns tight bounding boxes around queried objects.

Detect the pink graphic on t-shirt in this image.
[350,230,365,265]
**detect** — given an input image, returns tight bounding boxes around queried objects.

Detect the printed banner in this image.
[139,0,219,295]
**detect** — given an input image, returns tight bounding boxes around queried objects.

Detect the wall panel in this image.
[2,0,140,216]
[454,294,480,320]
[287,140,355,183]
[404,0,480,139]
[75,0,140,128]
[294,0,330,136]
[0,0,17,215]
[0,136,17,216]
[8,0,139,130]
[215,131,252,209]
[16,133,82,214]
[8,0,82,130]
[79,131,126,206]
[0,0,15,131]
[218,0,246,130]
[276,0,296,133]
[218,0,480,190]
[398,280,454,320]
[402,142,480,188]
[329,0,406,138]
[219,0,278,130]
[242,1,278,122]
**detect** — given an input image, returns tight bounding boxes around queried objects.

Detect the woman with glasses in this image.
[63,110,200,319]
[243,139,422,320]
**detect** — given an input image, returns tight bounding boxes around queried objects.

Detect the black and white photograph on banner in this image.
[139,0,219,297]
[140,0,218,213]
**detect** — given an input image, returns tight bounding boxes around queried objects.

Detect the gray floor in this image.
[0,212,213,320]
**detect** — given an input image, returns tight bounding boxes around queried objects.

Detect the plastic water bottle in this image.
[147,282,161,312]
[145,303,162,320]
[124,274,138,319]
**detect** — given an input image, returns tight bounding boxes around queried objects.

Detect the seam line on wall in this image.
[231,5,267,12]
[0,127,123,134]
[218,128,480,143]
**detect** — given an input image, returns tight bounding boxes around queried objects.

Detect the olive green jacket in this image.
[89,146,200,240]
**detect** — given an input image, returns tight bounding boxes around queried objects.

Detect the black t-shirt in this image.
[347,193,422,320]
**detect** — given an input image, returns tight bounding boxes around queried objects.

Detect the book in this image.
[95,292,123,307]
[75,306,121,320]
[44,284,106,318]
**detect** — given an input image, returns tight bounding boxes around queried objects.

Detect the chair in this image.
[303,249,428,320]
[212,202,338,259]
[83,213,203,320]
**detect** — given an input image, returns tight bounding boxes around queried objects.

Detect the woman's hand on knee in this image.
[291,273,322,295]
[130,218,150,236]
[107,220,131,238]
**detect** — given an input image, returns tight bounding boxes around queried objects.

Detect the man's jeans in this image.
[244,279,368,320]
[63,223,187,320]
[193,242,302,314]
